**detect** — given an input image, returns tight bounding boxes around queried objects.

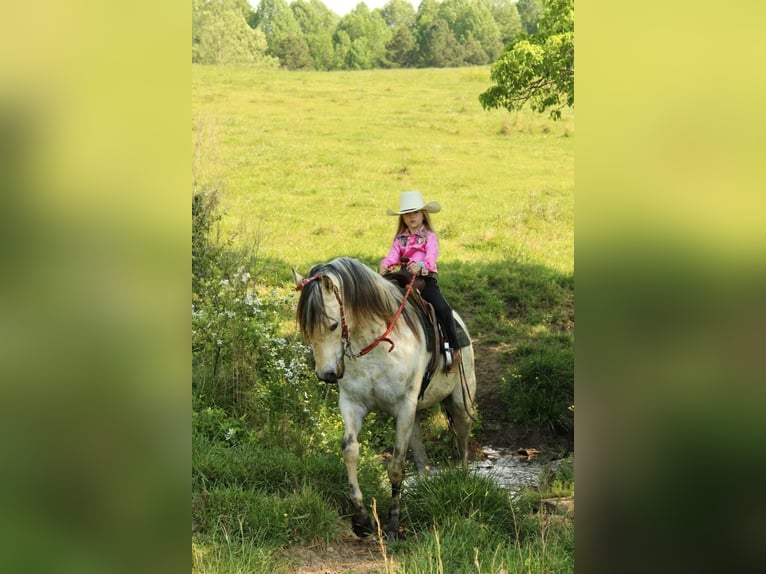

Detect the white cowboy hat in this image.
[386,190,441,216]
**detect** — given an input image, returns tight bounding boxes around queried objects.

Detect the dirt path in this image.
[282,533,393,573]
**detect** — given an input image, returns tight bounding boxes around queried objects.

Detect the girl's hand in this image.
[380,264,392,274]
[407,262,420,274]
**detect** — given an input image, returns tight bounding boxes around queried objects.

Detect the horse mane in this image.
[296,257,420,341]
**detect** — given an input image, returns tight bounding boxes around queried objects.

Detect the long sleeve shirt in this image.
[380,226,439,274]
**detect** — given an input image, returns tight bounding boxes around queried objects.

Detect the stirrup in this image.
[443,342,452,370]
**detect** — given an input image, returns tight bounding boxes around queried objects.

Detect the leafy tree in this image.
[479,0,573,119]
[333,30,353,67]
[420,18,464,67]
[462,32,488,65]
[414,0,439,49]
[255,0,305,66]
[385,24,419,68]
[437,0,502,64]
[277,36,315,69]
[192,0,277,65]
[463,0,503,61]
[516,0,543,35]
[333,4,392,69]
[490,0,522,44]
[232,0,257,26]
[381,0,416,29]
[291,0,339,69]
[192,0,205,60]
[255,0,302,40]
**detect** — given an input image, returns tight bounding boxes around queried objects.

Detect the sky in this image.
[308,0,421,17]
[323,0,403,15]
[247,0,421,18]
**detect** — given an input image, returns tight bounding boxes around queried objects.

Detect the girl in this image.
[379,190,460,370]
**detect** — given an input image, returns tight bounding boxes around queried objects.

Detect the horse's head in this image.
[293,269,346,383]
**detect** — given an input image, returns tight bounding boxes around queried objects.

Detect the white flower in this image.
[224,428,235,441]
[244,290,260,307]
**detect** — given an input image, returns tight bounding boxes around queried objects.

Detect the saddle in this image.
[384,270,445,398]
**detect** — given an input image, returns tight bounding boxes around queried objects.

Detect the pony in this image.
[293,257,476,538]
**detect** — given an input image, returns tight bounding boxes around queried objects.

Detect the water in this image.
[470,445,545,495]
[403,445,547,496]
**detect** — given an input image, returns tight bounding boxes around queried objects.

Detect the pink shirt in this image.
[381,226,439,274]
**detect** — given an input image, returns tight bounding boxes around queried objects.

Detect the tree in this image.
[490,0,522,45]
[333,4,392,69]
[385,24,418,68]
[380,0,418,68]
[413,0,439,61]
[462,32,488,65]
[479,0,573,119]
[516,0,544,35]
[437,0,502,64]
[255,0,305,66]
[381,0,416,29]
[276,35,315,69]
[291,0,339,69]
[420,19,464,67]
[192,0,277,65]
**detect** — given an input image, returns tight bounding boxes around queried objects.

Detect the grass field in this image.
[192,64,574,573]
[192,65,573,279]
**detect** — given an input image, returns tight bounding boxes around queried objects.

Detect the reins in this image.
[457,356,477,422]
[296,271,418,359]
[357,272,417,357]
[298,267,476,421]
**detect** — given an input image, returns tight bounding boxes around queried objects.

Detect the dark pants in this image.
[420,275,459,349]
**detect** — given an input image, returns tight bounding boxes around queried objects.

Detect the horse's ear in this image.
[292,268,304,287]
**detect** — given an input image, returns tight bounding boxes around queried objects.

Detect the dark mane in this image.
[296,257,420,341]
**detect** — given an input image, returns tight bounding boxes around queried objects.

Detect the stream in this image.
[403,445,551,496]
[470,445,545,495]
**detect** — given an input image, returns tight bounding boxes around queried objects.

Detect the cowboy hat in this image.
[386,190,441,216]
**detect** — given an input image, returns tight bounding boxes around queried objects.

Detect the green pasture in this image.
[192,65,573,279]
[192,64,574,573]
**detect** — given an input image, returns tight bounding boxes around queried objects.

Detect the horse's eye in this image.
[329,322,339,332]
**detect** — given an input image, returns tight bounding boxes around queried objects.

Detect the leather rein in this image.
[296,272,417,359]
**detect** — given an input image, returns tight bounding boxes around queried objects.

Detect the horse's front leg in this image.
[385,399,418,538]
[340,400,376,537]
[409,411,428,475]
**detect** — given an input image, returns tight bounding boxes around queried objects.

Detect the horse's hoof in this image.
[351,515,377,538]
[383,526,403,541]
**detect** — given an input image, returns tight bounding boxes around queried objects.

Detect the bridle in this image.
[298,271,475,419]
[296,272,417,359]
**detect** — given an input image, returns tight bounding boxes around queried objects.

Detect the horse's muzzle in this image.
[317,357,344,383]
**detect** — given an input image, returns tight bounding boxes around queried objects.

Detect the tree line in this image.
[192,0,545,70]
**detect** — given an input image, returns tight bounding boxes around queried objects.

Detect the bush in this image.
[501,333,574,434]
[192,190,319,434]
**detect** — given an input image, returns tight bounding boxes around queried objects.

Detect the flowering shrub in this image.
[192,191,318,436]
